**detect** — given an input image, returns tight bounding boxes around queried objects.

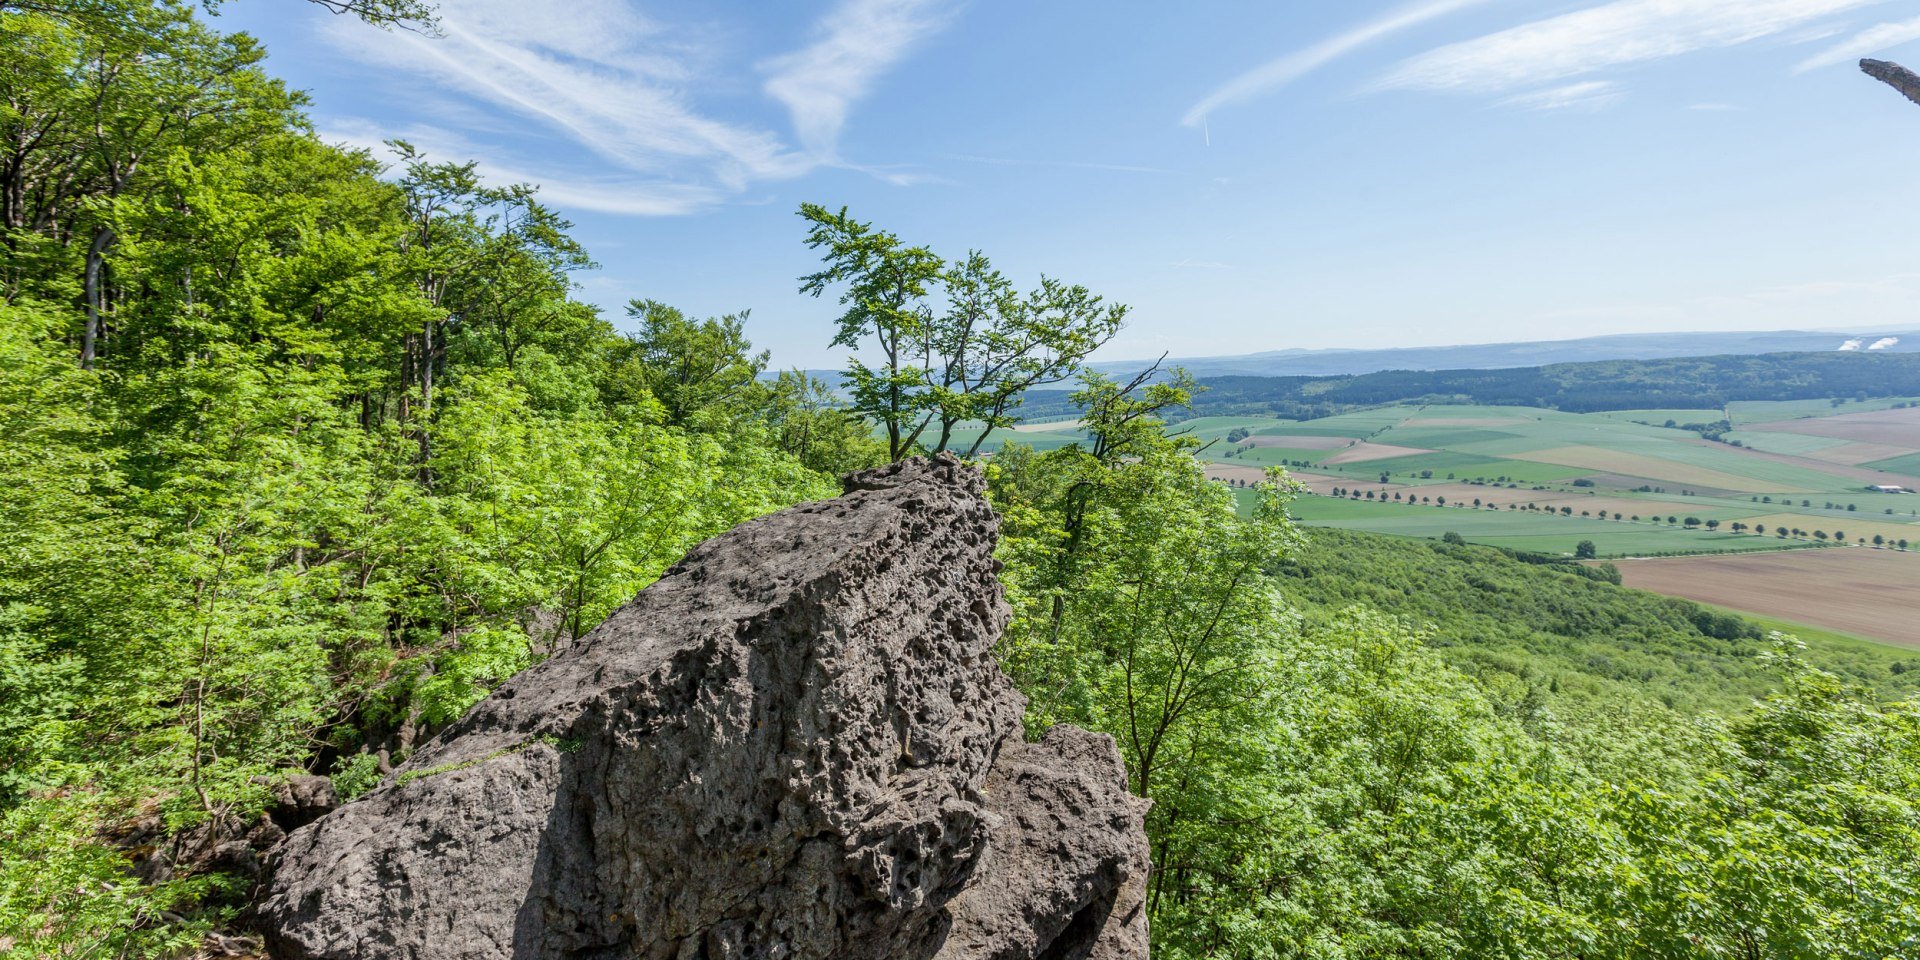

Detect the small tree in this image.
[1574,540,1598,559]
[798,204,1126,461]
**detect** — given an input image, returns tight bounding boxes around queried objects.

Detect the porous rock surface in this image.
[256,455,1149,960]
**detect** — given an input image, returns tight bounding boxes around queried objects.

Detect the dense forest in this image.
[4,3,1919,958]
[1020,352,1920,420]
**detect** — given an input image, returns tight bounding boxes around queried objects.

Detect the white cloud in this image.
[1795,15,1920,72]
[1377,0,1887,94]
[318,0,954,216]
[318,119,729,216]
[1499,80,1623,111]
[1181,0,1496,126]
[943,154,1169,175]
[762,0,953,160]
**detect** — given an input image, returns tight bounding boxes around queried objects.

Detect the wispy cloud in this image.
[1376,0,1886,94]
[1181,0,1496,126]
[318,0,954,215]
[1499,80,1623,112]
[318,119,731,215]
[762,0,953,160]
[1795,15,1920,72]
[943,153,1170,175]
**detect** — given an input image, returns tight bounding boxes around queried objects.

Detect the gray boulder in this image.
[255,455,1149,960]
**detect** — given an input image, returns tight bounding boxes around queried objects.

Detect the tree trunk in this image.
[81,226,113,369]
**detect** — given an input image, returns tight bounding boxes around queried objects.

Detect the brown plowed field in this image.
[1615,549,1920,648]
[1749,406,1920,448]
[1805,441,1920,466]
[1207,464,1408,498]
[1322,442,1434,465]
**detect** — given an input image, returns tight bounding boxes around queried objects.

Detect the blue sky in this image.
[217,0,1920,367]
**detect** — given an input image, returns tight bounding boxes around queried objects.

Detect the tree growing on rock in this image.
[797,204,1127,461]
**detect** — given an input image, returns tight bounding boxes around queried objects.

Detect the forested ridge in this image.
[4,4,1920,958]
[1018,352,1920,421]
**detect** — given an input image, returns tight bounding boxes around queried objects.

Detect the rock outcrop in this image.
[255,455,1150,960]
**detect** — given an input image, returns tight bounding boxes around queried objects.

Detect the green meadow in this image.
[1183,401,1920,557]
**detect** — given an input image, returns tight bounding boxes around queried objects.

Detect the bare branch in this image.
[1862,59,1920,109]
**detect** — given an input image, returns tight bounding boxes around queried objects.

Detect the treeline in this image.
[1022,351,1920,420]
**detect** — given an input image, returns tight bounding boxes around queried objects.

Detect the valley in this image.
[986,395,1920,649]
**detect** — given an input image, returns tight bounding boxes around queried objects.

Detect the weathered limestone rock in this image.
[255,454,1149,960]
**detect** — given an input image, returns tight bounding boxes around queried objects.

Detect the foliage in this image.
[797,203,1126,460]
[0,2,837,947]
[995,375,1920,958]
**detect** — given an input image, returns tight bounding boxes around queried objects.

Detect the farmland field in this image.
[1728,396,1920,425]
[1746,404,1920,447]
[1174,398,1920,576]
[1614,550,1920,648]
[1267,492,1809,558]
[992,395,1920,580]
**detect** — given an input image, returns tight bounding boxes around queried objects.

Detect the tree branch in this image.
[1862,59,1920,109]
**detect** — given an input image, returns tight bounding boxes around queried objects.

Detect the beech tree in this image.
[798,203,1125,460]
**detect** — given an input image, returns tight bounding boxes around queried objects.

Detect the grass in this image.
[1591,409,1726,427]
[1866,452,1920,476]
[1729,397,1920,426]
[1345,452,1588,484]
[1724,431,1851,457]
[1216,446,1339,466]
[1186,401,1920,554]
[1268,492,1806,558]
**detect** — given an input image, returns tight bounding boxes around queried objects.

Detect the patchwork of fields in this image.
[1200,400,1920,648]
[994,396,1920,647]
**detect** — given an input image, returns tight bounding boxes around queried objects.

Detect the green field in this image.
[1266,493,1814,558]
[1728,396,1920,425]
[1591,408,1725,427]
[1866,451,1920,476]
[1183,399,1920,558]
[990,397,1920,558]
[1721,430,1849,457]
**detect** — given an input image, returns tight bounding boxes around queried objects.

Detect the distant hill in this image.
[1093,329,1920,379]
[1017,351,1920,421]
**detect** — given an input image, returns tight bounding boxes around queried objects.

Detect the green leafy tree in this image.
[797,204,1124,460]
[616,300,767,429]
